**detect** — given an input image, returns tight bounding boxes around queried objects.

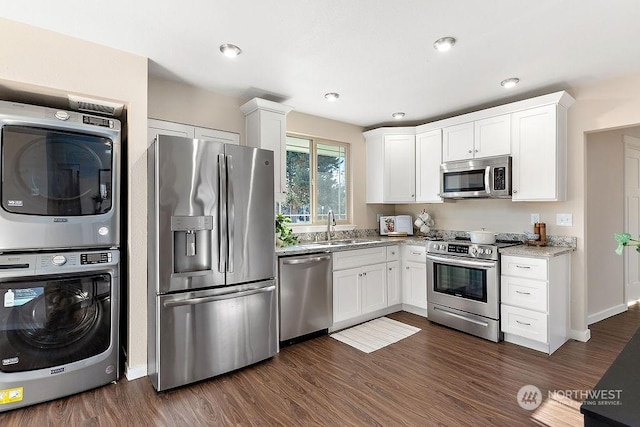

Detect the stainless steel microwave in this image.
[440,155,512,199]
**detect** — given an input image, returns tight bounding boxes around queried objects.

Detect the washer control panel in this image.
[81,252,112,265]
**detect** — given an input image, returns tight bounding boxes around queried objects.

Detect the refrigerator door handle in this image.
[218,153,228,273]
[162,285,276,308]
[226,154,234,273]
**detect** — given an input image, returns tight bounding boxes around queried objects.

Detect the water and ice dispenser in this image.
[171,216,213,273]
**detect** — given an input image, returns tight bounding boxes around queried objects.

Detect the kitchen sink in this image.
[309,239,377,246]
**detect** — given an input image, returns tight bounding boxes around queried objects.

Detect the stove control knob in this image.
[477,248,485,255]
[485,249,493,255]
[469,247,477,255]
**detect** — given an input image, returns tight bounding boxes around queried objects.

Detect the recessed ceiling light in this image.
[324,92,340,102]
[500,78,520,88]
[433,37,456,52]
[392,112,405,119]
[219,43,242,58]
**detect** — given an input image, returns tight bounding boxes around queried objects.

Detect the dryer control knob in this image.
[52,255,67,266]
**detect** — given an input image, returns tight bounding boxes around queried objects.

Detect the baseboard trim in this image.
[125,363,147,381]
[568,328,591,342]
[587,304,627,325]
[401,304,427,318]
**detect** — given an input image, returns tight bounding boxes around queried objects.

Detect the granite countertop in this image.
[276,232,576,258]
[276,236,425,256]
[499,245,575,258]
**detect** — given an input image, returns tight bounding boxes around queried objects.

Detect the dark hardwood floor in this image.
[2,305,639,426]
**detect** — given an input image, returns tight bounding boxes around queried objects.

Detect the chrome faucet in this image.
[327,209,336,241]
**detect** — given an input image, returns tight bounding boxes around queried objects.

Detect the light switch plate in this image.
[530,213,540,225]
[556,213,573,226]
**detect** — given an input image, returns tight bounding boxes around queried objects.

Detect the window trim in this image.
[283,133,351,226]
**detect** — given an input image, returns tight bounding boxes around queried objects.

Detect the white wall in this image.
[148,76,246,142]
[586,126,640,323]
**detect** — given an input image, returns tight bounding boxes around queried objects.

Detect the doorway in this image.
[624,135,640,303]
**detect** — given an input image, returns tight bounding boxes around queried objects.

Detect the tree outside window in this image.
[278,135,349,224]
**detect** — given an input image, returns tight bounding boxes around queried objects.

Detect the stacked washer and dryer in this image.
[0,101,121,411]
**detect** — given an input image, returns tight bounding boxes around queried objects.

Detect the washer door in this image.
[0,274,112,372]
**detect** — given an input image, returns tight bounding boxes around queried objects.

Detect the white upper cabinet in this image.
[194,127,240,145]
[474,114,511,158]
[384,134,416,202]
[442,122,474,162]
[511,102,570,201]
[240,98,293,203]
[415,129,443,203]
[148,119,240,146]
[365,91,574,203]
[364,128,416,203]
[442,114,510,162]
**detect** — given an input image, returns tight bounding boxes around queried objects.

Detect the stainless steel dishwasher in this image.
[278,253,333,344]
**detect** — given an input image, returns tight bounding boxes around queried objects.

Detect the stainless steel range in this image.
[426,238,520,342]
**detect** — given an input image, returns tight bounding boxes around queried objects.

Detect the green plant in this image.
[614,232,640,255]
[276,214,299,247]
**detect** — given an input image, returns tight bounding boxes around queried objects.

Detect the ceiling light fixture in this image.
[500,77,520,88]
[392,112,405,119]
[433,37,456,52]
[219,43,242,58]
[324,92,340,102]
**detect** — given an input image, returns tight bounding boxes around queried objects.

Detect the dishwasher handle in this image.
[281,255,331,265]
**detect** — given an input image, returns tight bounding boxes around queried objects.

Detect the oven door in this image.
[426,253,498,319]
[0,273,113,372]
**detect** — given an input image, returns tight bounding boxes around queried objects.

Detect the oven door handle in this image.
[426,254,496,269]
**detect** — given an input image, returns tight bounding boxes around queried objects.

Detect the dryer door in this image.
[0,273,112,372]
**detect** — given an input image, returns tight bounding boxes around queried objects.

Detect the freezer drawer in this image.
[152,280,277,391]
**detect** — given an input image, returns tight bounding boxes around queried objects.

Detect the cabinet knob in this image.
[406,267,410,270]
[474,149,478,153]
[388,267,392,271]
[358,273,362,277]
[468,150,473,153]
[513,190,518,194]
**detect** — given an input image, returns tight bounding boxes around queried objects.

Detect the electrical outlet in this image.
[530,213,540,225]
[556,213,573,226]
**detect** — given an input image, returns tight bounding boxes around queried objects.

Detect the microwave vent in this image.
[68,95,123,117]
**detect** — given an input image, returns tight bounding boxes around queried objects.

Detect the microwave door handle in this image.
[484,166,491,195]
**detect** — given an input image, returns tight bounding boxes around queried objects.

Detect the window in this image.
[278,135,349,225]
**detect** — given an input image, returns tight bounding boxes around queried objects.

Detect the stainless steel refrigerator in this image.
[147,135,277,391]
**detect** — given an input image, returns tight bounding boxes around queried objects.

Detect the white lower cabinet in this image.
[387,260,401,306]
[500,253,571,354]
[401,245,427,316]
[331,245,400,330]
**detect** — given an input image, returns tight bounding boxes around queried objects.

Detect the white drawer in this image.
[404,245,426,264]
[502,255,548,281]
[501,305,548,344]
[333,247,387,271]
[501,275,548,313]
[386,245,400,261]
